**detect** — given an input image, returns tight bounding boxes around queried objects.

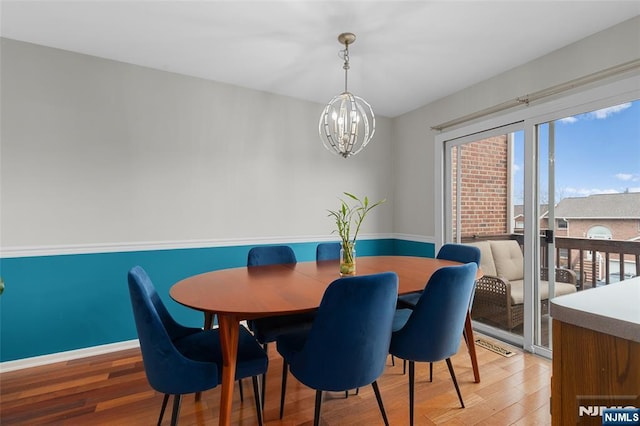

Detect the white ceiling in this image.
[1,1,638,117]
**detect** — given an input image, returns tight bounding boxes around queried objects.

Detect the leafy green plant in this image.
[327,192,385,274]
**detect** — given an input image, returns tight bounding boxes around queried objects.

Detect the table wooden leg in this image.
[217,315,240,426]
[464,311,480,383]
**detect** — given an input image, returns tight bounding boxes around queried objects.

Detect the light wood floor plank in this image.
[0,338,552,425]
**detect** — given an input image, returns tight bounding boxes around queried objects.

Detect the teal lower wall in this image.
[0,238,432,362]
[392,239,436,258]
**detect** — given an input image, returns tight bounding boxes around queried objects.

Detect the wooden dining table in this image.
[170,255,483,426]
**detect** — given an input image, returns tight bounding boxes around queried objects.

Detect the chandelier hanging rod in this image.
[339,32,356,93]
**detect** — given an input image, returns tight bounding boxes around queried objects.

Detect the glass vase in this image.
[339,242,356,276]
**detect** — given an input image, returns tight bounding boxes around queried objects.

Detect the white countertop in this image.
[550,276,640,343]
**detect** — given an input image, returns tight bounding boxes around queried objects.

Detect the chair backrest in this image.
[247,245,297,266]
[288,272,399,391]
[315,242,341,261]
[128,266,218,394]
[437,243,481,266]
[390,263,478,362]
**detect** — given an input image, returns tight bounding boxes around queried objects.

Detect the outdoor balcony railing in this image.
[462,234,640,291]
[552,236,640,289]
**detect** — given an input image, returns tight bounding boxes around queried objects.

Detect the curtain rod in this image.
[431,59,640,132]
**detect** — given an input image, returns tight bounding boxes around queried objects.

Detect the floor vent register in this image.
[474,338,516,357]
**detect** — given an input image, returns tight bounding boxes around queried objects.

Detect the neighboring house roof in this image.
[513,204,548,220]
[554,193,640,219]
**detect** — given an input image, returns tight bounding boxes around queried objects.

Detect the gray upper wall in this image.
[0,38,394,249]
[392,16,640,238]
[1,16,638,250]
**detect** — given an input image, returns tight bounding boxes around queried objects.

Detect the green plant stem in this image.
[327,192,385,270]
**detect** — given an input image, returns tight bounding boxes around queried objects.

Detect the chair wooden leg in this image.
[429,362,433,382]
[403,359,406,375]
[445,358,465,408]
[279,359,288,419]
[371,380,389,426]
[261,343,268,409]
[409,361,415,426]
[464,311,481,383]
[158,394,170,426]
[203,312,215,330]
[313,390,323,426]
[252,375,263,426]
[238,378,244,402]
[170,394,182,426]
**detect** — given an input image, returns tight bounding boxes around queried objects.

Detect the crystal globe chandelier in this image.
[319,33,375,159]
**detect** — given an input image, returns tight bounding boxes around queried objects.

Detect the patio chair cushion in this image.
[467,239,577,305]
[490,240,524,282]
[508,279,578,305]
[466,241,497,276]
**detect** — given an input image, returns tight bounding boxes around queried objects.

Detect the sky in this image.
[512,99,640,204]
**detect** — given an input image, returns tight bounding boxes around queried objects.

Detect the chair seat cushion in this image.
[508,280,577,305]
[174,325,268,381]
[275,328,311,362]
[393,309,412,332]
[250,312,315,344]
[397,292,421,309]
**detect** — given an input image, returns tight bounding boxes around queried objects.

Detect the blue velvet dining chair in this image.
[246,245,316,407]
[127,266,268,426]
[277,272,399,426]
[390,262,478,425]
[396,243,481,377]
[397,243,481,308]
[317,241,361,399]
[247,244,297,266]
[315,242,341,261]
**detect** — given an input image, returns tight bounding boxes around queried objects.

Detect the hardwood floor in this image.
[0,336,551,425]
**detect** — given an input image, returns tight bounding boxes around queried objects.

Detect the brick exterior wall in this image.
[563,218,640,281]
[565,219,640,241]
[452,136,509,238]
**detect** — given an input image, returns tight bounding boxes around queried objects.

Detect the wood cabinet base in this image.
[551,320,640,425]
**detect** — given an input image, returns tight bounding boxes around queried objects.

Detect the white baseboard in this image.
[0,340,140,373]
[0,322,242,373]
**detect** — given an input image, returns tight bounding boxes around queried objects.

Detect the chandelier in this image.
[319,33,375,158]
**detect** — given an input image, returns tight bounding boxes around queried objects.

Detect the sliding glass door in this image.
[533,99,640,351]
[444,124,525,343]
[442,96,639,355]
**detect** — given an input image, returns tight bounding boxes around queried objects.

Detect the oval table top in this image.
[170,255,477,319]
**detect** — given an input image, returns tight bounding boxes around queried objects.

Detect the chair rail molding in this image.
[1,234,396,258]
